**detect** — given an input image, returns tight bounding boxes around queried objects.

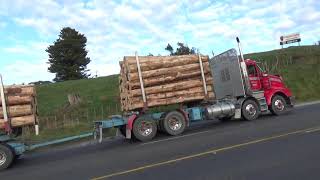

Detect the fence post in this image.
[101,105,104,120]
[54,115,57,129]
[63,114,66,127]
[87,108,89,122]
[46,117,49,129]
[94,107,97,122]
[70,113,74,127]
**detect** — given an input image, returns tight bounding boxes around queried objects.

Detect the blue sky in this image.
[0,0,319,84]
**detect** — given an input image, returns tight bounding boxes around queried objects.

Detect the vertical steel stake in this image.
[198,50,208,97]
[135,51,147,109]
[0,74,10,133]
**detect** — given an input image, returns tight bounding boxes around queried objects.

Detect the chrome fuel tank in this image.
[205,102,235,119]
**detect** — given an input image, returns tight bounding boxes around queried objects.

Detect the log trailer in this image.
[0,38,294,170]
[0,75,92,170]
[93,38,294,142]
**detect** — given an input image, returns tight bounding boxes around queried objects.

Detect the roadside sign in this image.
[280,33,301,45]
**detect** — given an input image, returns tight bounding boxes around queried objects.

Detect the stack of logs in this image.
[119,54,215,111]
[0,85,37,129]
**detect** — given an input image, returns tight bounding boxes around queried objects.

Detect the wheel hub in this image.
[0,151,6,166]
[245,104,257,116]
[275,99,284,111]
[168,118,182,131]
[138,121,153,136]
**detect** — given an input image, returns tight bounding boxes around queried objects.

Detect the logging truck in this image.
[0,37,294,170]
[93,37,295,142]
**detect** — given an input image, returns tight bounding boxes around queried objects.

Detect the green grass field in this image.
[24,45,320,142]
[36,74,121,117]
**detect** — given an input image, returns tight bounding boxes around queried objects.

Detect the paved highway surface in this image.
[1,103,320,180]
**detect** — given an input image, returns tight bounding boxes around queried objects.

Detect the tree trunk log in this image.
[128,93,214,110]
[129,78,213,97]
[0,115,35,128]
[129,71,212,88]
[0,95,33,106]
[127,62,210,81]
[120,54,215,111]
[4,86,35,96]
[124,55,208,65]
[126,55,209,72]
[0,105,33,118]
[131,86,214,102]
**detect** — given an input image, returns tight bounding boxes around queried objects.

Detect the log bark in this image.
[0,105,33,118]
[124,55,208,65]
[128,62,210,81]
[0,96,33,106]
[130,71,212,88]
[0,115,35,128]
[126,55,209,72]
[130,78,213,97]
[4,86,35,96]
[128,93,215,110]
[131,86,214,102]
[120,54,215,111]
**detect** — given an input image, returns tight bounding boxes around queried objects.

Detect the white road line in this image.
[295,100,320,107]
[305,127,320,133]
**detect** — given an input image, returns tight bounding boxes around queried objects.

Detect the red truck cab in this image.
[245,59,294,114]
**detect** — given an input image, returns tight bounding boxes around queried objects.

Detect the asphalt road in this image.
[1,103,320,180]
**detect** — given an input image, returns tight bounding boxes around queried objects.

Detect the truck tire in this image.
[132,117,157,142]
[0,144,14,170]
[162,111,186,136]
[270,95,287,115]
[241,99,260,121]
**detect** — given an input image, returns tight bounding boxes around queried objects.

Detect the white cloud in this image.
[0,22,6,29]
[275,17,296,30]
[1,61,54,85]
[3,42,50,57]
[88,63,119,77]
[0,0,319,84]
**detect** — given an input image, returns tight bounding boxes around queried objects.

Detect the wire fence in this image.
[40,104,121,129]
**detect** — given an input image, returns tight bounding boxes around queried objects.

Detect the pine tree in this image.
[165,42,196,56]
[46,27,91,82]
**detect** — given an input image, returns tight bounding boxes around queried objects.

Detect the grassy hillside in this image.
[37,74,120,117]
[23,45,320,142]
[23,75,121,142]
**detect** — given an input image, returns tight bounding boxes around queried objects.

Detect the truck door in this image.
[247,64,262,91]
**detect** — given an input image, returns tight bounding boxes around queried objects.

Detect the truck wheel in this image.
[242,99,260,121]
[270,95,287,115]
[162,111,186,136]
[132,117,157,142]
[0,144,14,170]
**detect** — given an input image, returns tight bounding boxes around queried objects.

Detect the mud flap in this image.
[126,127,131,139]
